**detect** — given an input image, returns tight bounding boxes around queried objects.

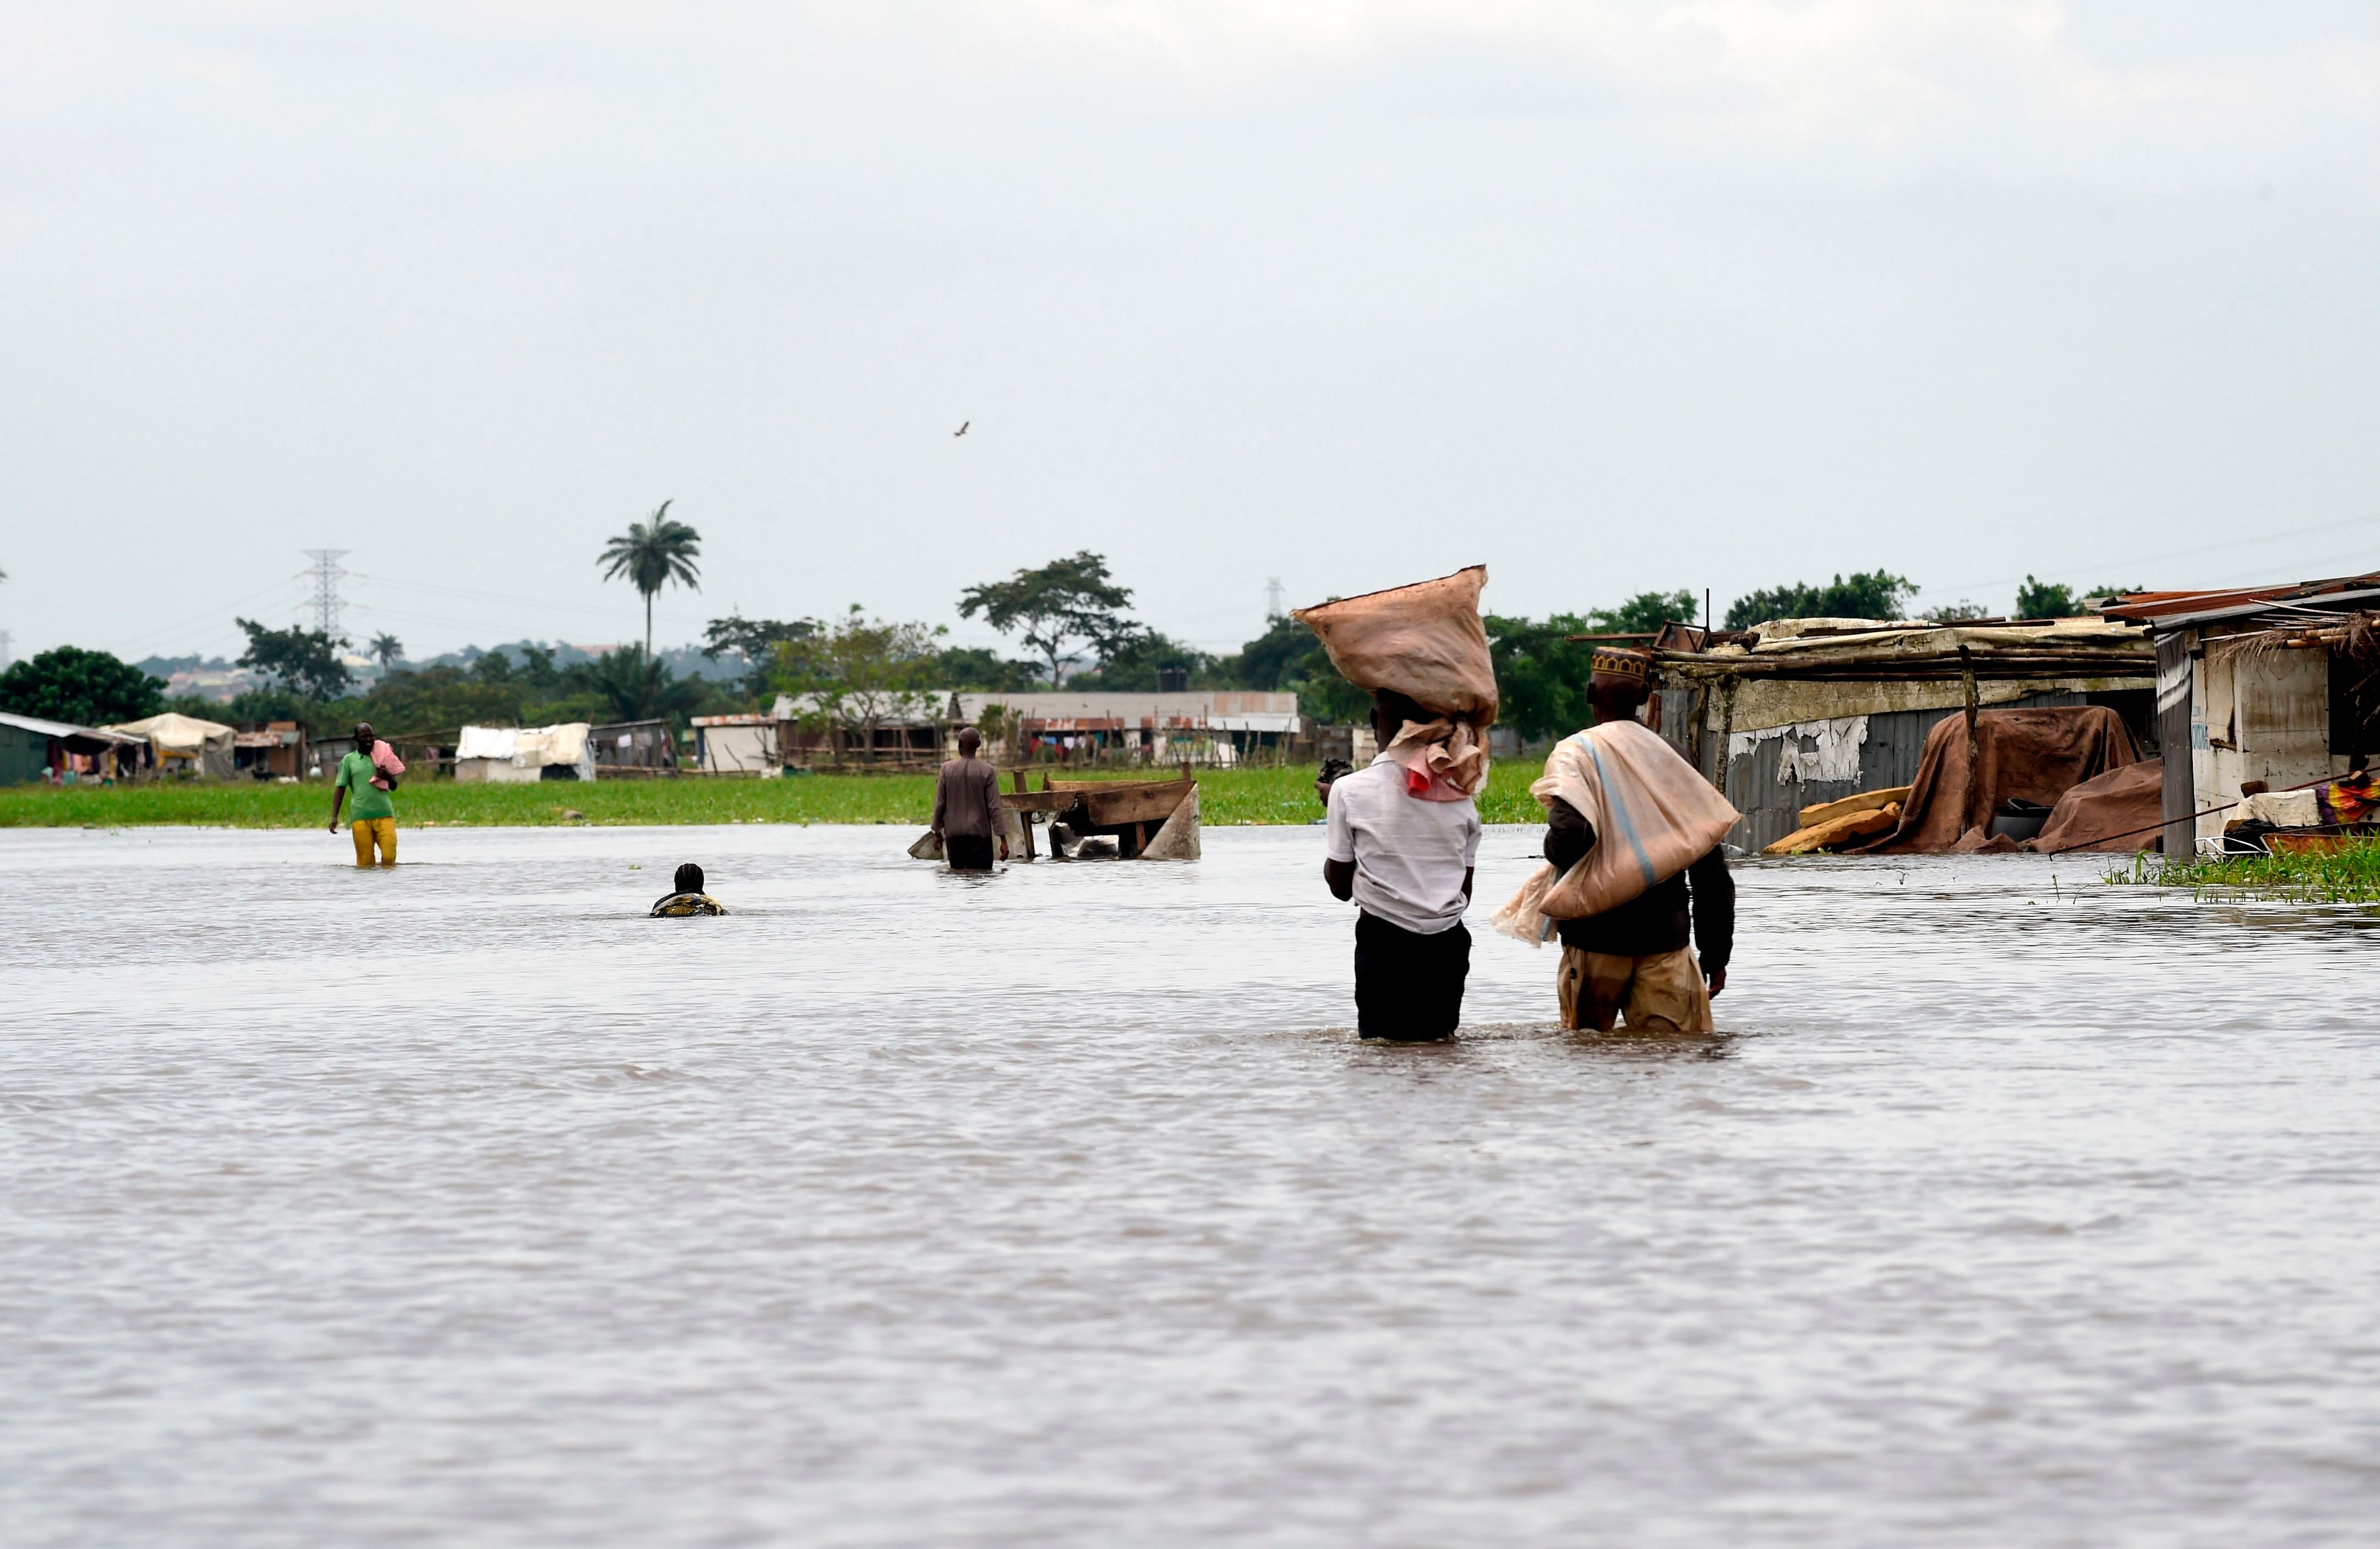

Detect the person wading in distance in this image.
[932,726,1009,872]
[1543,648,1735,1032]
[1323,689,1483,1041]
[328,721,402,868]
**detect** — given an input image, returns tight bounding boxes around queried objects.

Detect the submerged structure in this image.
[1647,618,2158,852]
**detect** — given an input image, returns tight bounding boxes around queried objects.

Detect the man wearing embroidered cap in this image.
[1504,647,1740,1032]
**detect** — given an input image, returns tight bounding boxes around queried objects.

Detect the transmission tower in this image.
[0,629,12,671]
[301,549,352,639]
[1265,576,1285,620]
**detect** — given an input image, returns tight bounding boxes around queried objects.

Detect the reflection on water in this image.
[3,825,2376,1546]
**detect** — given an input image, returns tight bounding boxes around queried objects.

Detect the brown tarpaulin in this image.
[2022,759,2164,854]
[1859,705,2139,854]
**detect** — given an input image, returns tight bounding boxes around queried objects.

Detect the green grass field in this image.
[0,761,1551,830]
[2110,837,2380,906]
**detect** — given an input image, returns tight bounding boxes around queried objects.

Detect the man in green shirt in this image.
[329,721,400,866]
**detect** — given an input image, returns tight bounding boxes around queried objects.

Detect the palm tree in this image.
[369,632,404,669]
[598,501,703,662]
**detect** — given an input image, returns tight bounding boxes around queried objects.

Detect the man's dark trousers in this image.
[946,834,996,871]
[1353,911,1471,1041]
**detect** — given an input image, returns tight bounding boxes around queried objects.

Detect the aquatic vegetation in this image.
[0,761,1554,830]
[2110,839,2380,905]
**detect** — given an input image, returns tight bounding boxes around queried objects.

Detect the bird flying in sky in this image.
[953,421,969,437]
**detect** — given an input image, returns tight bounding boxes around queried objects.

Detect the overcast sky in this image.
[3,1,2374,665]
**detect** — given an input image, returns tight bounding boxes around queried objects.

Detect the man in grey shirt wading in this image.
[1323,690,1483,1040]
[933,727,1009,871]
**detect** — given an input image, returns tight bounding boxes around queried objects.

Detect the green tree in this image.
[2013,576,2081,619]
[772,609,945,759]
[569,648,702,724]
[0,645,166,726]
[598,500,703,662]
[1065,630,1216,691]
[931,646,1045,692]
[703,615,820,699]
[1211,613,1368,722]
[957,551,1139,686]
[368,632,404,669]
[1724,571,1916,630]
[1215,615,1317,691]
[357,667,525,735]
[1483,614,1597,740]
[1592,590,1699,635]
[236,618,352,701]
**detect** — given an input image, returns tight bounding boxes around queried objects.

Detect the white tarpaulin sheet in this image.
[456,726,518,761]
[1728,716,1869,784]
[458,723,591,768]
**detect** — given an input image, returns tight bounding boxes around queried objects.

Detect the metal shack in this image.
[0,713,151,784]
[2101,572,2380,852]
[1651,618,2158,852]
[691,713,782,776]
[591,719,678,775]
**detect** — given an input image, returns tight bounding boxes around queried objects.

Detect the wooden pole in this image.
[1959,645,1982,839]
[1712,673,1737,796]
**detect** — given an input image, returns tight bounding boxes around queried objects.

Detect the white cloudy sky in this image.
[3,1,2374,663]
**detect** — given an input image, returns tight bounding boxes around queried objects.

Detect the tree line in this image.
[0,502,2145,746]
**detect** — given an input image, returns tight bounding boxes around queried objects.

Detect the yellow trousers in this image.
[1557,944,1712,1032]
[351,817,397,866]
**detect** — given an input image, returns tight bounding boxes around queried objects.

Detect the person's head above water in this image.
[674,862,705,895]
[957,726,982,757]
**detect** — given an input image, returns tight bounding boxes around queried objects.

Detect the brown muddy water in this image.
[3,824,2376,1547]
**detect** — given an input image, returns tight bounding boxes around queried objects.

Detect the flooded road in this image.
[4,824,2375,1546]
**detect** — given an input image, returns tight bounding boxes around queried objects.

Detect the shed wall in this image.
[1706,691,2084,852]
[1,724,50,785]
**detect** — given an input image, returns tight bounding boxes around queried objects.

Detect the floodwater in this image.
[3,823,2376,1547]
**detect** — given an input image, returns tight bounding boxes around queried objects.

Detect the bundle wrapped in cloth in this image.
[1492,720,1740,945]
[1293,565,1497,800]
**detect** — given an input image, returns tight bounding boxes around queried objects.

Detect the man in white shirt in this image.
[1323,690,1484,1040]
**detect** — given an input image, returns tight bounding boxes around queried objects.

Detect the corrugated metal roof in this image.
[2099,572,2380,625]
[0,712,146,743]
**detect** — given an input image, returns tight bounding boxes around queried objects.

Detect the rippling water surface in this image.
[4,823,2376,1546]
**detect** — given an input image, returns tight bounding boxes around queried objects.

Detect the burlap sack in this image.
[1493,721,1739,943]
[1293,566,1498,723]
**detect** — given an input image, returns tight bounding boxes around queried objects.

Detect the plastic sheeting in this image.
[1863,706,2139,854]
[107,713,235,778]
[458,723,590,768]
[2025,760,2164,854]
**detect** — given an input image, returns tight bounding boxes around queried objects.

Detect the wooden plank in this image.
[1000,790,1087,814]
[1762,803,1901,855]
[1082,781,1192,827]
[1797,785,1913,828]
